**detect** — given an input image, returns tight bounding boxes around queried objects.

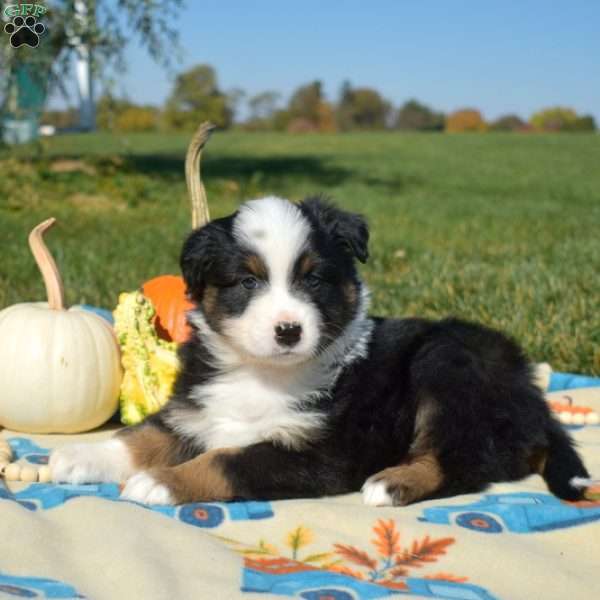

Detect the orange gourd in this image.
[140,122,215,344]
[142,275,194,343]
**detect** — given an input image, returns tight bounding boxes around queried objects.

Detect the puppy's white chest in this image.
[172,368,325,451]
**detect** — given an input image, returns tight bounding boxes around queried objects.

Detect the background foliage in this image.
[40,61,596,134]
[162,65,233,130]
[1,131,598,374]
[445,109,488,133]
[1,0,184,118]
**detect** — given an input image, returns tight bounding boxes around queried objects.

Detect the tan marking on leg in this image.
[118,426,184,470]
[150,448,239,503]
[410,394,437,456]
[370,453,444,506]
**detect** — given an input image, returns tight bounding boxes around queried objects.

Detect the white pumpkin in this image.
[0,218,122,433]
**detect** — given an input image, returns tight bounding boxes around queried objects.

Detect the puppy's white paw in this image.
[50,438,133,484]
[361,478,394,507]
[121,472,174,505]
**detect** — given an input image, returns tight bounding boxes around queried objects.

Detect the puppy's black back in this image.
[329,317,589,500]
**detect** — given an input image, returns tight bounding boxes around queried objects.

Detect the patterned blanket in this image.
[2,387,599,600]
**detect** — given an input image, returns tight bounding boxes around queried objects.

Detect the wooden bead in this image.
[559,411,573,425]
[586,412,599,426]
[20,466,39,482]
[4,463,21,480]
[38,465,52,483]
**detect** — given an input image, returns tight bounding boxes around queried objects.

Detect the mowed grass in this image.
[1,131,599,374]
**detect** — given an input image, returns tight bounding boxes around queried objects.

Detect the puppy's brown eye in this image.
[241,276,259,290]
[305,274,322,289]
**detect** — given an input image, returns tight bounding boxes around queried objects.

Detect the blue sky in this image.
[56,0,600,122]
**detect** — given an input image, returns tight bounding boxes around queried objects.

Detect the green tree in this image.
[489,114,526,131]
[115,106,158,131]
[285,81,337,132]
[246,91,281,129]
[336,82,391,130]
[530,107,578,131]
[272,109,292,131]
[93,94,160,131]
[531,107,596,132]
[288,81,323,123]
[163,64,233,130]
[248,91,281,120]
[566,115,597,132]
[336,80,354,131]
[396,99,444,131]
[1,1,184,113]
[96,93,133,130]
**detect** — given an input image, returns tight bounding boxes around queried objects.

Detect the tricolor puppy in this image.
[51,197,590,506]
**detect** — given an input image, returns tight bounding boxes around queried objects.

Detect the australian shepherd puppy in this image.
[51,197,589,506]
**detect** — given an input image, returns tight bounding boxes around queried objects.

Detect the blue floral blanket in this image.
[1,386,599,600]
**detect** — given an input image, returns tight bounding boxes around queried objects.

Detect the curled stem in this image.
[185,121,215,229]
[28,218,65,311]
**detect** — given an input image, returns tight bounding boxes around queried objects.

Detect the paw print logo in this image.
[4,15,46,48]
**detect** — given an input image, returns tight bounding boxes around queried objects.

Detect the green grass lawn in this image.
[1,131,599,374]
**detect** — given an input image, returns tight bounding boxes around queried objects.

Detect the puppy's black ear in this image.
[180,217,234,301]
[300,197,369,263]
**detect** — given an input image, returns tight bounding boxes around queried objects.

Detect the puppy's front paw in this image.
[50,439,133,484]
[361,478,394,507]
[121,471,174,505]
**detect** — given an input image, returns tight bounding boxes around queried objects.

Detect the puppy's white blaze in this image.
[121,472,174,505]
[229,197,321,360]
[362,479,394,507]
[166,366,326,451]
[233,196,310,286]
[50,438,134,484]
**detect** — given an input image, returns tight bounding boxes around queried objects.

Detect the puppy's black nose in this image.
[275,322,302,347]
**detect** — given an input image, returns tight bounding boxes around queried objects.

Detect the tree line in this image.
[42,64,597,134]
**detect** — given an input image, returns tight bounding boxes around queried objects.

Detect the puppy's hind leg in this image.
[50,423,187,485]
[362,453,444,507]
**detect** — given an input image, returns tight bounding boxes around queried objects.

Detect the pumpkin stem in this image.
[28,218,65,311]
[185,121,215,229]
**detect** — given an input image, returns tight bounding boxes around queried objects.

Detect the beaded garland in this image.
[0,438,52,483]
